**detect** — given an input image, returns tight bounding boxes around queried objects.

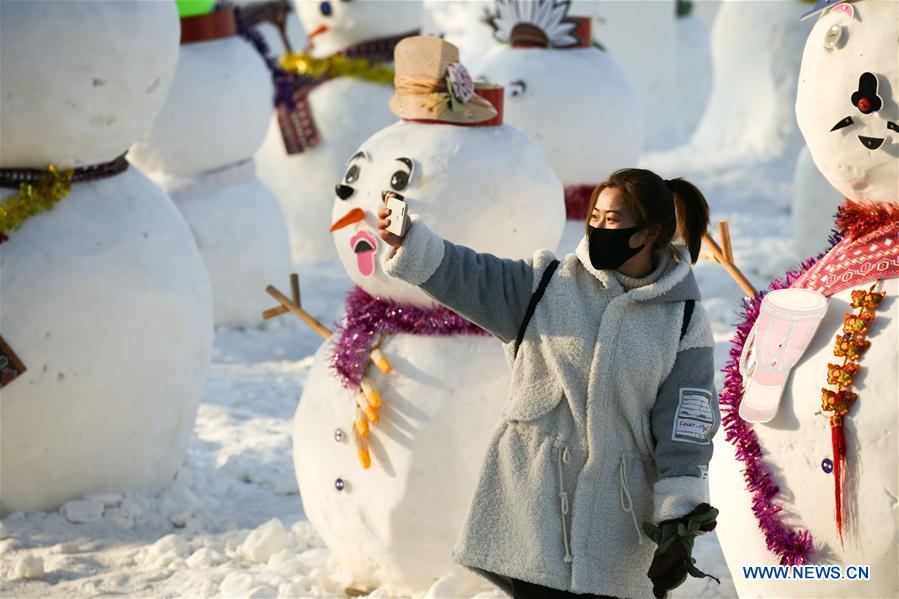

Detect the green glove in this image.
[642,503,720,599]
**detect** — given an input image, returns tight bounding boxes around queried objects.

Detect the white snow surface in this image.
[0,139,816,597]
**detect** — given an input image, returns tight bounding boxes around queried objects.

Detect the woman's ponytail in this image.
[665,178,709,263]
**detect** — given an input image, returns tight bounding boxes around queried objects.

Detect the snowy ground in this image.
[0,147,806,598]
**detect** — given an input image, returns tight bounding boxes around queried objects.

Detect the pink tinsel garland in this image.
[719,230,841,565]
[331,286,488,389]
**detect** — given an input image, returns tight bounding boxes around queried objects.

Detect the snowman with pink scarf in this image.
[711,1,898,597]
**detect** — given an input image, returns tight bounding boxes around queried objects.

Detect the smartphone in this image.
[383,191,409,237]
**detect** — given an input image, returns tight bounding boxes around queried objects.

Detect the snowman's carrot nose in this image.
[307,24,329,42]
[330,208,366,232]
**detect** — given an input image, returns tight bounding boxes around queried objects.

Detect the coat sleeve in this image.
[380,215,536,343]
[649,303,720,522]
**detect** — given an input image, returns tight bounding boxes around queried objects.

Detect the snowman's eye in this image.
[390,157,413,191]
[509,80,527,97]
[823,23,845,51]
[344,163,360,184]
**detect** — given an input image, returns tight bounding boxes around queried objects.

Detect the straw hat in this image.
[389,36,498,125]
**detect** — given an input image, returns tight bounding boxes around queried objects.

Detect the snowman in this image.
[292,36,564,593]
[474,0,643,252]
[254,0,422,260]
[686,0,813,166]
[711,1,898,597]
[0,2,213,514]
[129,6,292,328]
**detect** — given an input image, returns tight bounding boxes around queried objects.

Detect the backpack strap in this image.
[680,299,696,341]
[514,259,560,359]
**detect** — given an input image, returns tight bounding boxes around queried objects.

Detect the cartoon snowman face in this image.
[796,0,898,203]
[296,0,422,57]
[329,120,564,306]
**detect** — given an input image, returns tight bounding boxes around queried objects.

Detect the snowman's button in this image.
[822,458,834,474]
[335,477,345,491]
[334,428,345,442]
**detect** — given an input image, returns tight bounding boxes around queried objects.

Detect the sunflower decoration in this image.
[488,0,580,48]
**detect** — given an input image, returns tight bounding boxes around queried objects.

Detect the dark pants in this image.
[508,577,622,599]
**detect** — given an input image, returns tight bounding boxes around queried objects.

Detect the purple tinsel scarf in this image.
[331,286,488,390]
[719,230,842,565]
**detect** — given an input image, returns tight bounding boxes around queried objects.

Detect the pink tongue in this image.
[356,250,375,276]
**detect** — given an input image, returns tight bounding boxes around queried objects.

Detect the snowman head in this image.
[296,0,422,57]
[329,37,563,306]
[796,0,898,203]
[0,2,179,168]
[475,0,644,185]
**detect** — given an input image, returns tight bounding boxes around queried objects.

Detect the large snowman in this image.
[474,0,643,245]
[0,2,213,514]
[130,6,292,328]
[711,1,898,597]
[254,0,421,260]
[292,36,564,594]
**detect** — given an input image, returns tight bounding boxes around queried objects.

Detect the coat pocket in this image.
[500,376,564,423]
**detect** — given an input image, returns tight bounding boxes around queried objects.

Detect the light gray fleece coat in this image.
[381,216,719,598]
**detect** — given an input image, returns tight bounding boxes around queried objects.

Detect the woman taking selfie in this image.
[377,168,721,599]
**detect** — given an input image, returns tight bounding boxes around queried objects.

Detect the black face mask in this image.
[587,225,646,270]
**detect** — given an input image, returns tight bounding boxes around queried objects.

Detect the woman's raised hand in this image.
[377,207,407,249]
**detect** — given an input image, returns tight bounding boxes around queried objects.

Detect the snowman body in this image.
[712,2,899,596]
[254,1,421,261]
[0,2,213,513]
[711,282,898,598]
[129,28,292,328]
[294,120,564,592]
